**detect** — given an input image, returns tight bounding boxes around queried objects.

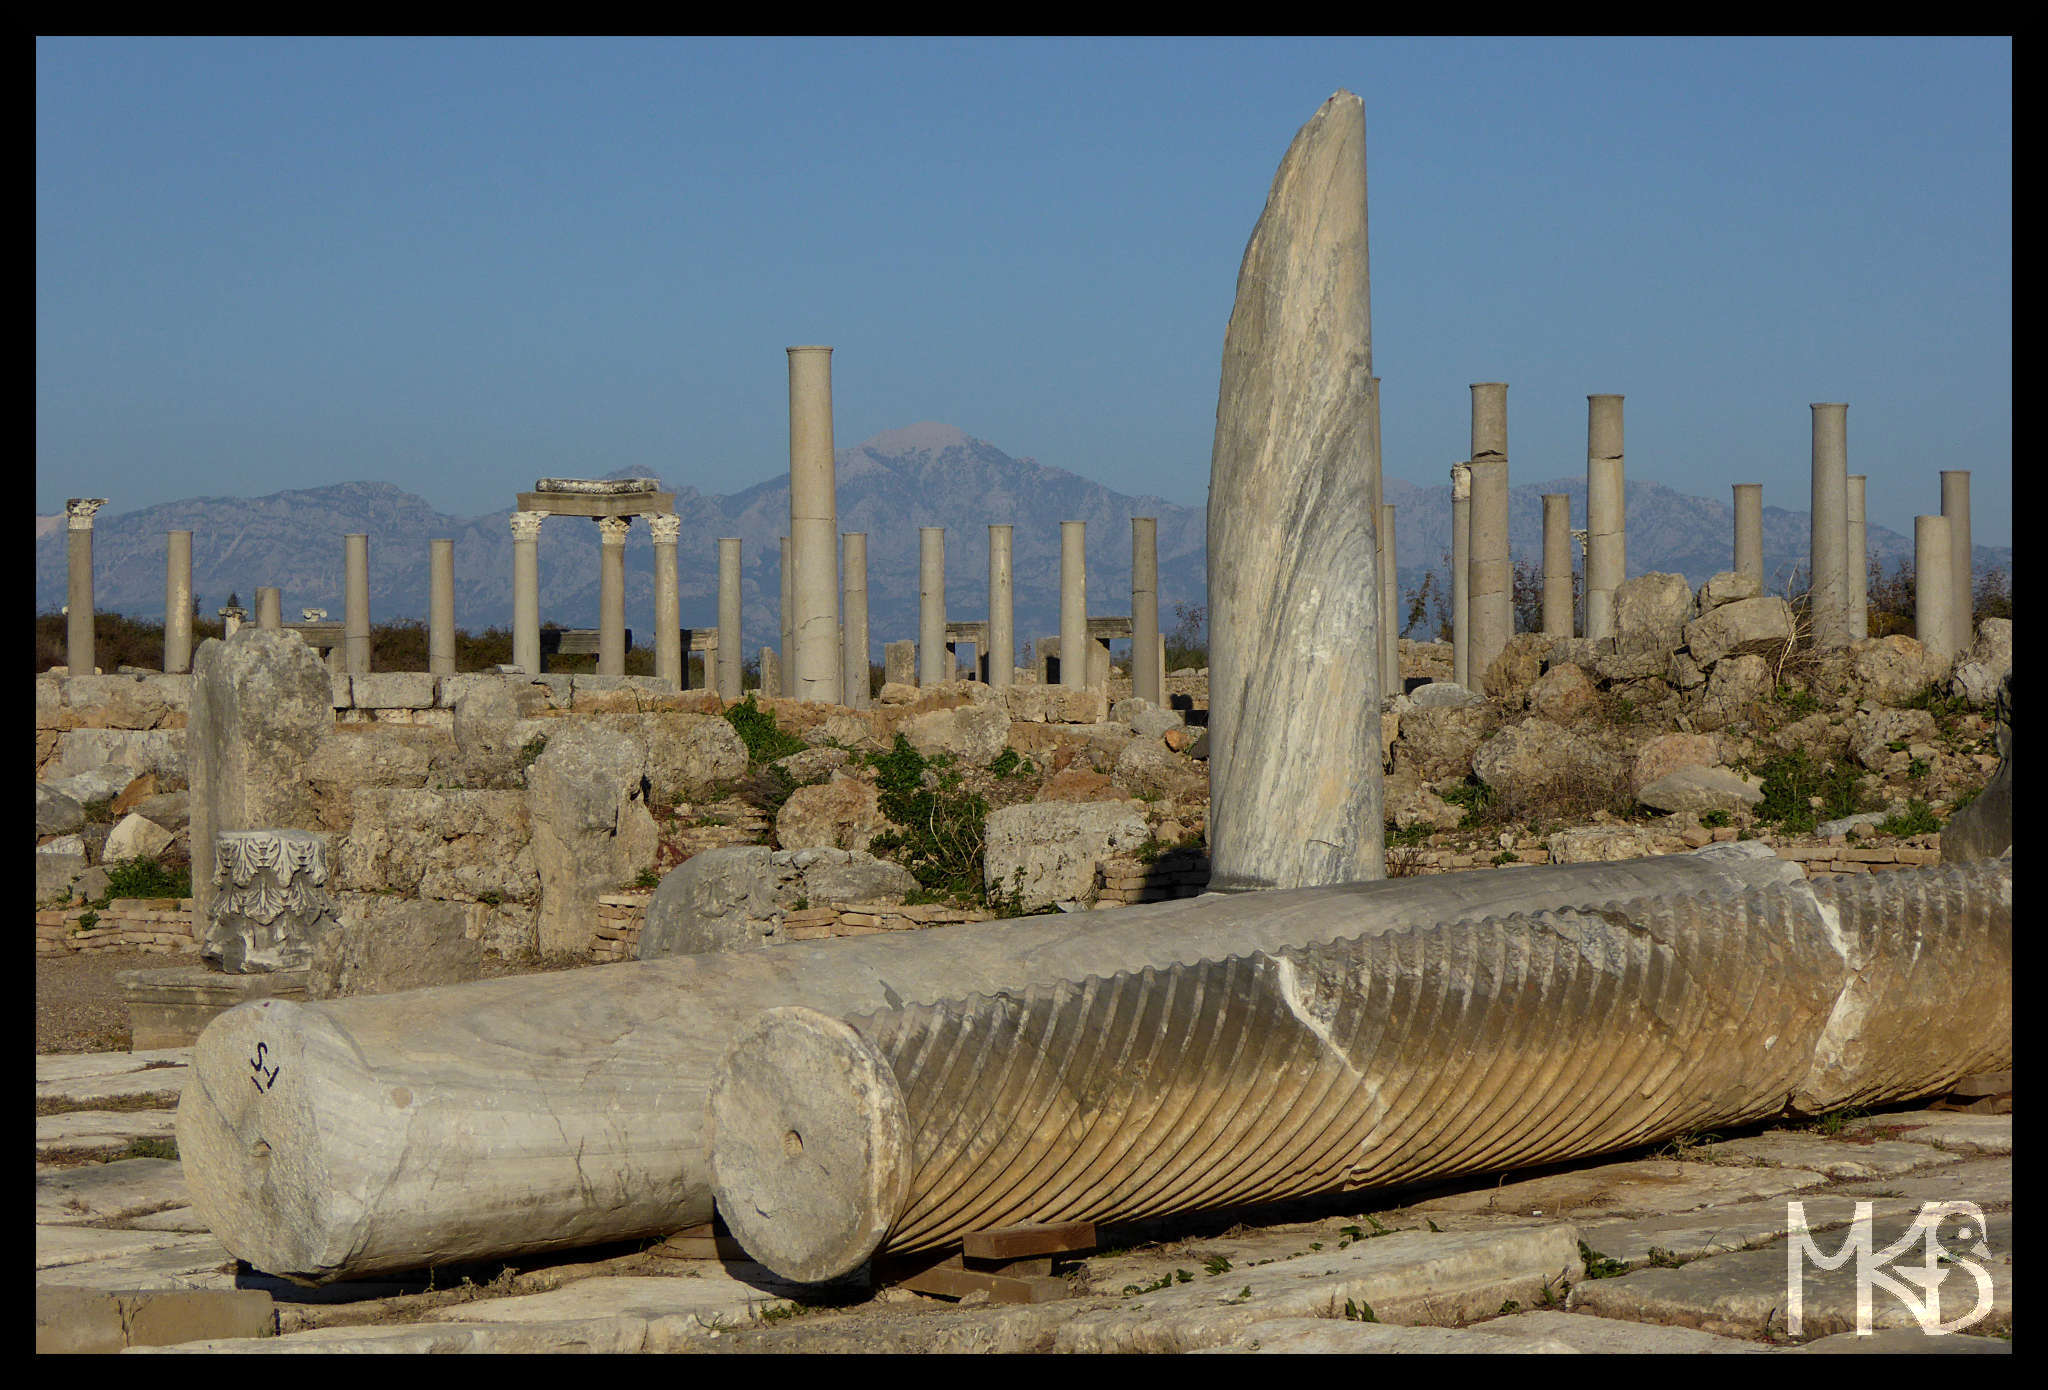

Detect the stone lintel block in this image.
[329,672,351,709]
[1005,683,1108,724]
[118,966,310,1051]
[516,489,675,516]
[348,672,437,709]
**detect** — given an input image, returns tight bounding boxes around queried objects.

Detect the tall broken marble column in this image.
[66,499,106,675]
[650,515,681,688]
[716,538,742,700]
[1131,517,1161,704]
[1585,394,1625,639]
[1379,502,1399,694]
[343,533,371,675]
[597,516,629,676]
[1915,514,1958,662]
[165,530,194,674]
[1541,494,1573,636]
[918,527,947,687]
[1732,484,1763,592]
[1450,462,1471,689]
[427,541,455,674]
[1846,476,1869,642]
[1206,91,1383,890]
[841,533,870,709]
[987,525,1014,690]
[787,346,841,703]
[1942,470,1973,647]
[1059,521,1088,690]
[1467,384,1511,684]
[1810,403,1851,650]
[511,512,545,675]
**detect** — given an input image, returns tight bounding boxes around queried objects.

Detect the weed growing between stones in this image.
[98,857,191,903]
[1877,799,1941,837]
[721,695,807,764]
[1751,749,1867,835]
[1578,1242,1629,1279]
[863,735,992,906]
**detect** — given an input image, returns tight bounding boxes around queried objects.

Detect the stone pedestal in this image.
[1732,484,1763,591]
[987,525,1015,690]
[841,532,870,708]
[67,499,105,676]
[787,346,842,704]
[717,537,742,699]
[255,587,282,631]
[203,830,339,974]
[119,965,310,1051]
[1942,470,1973,646]
[343,533,371,674]
[1541,494,1573,636]
[165,531,194,675]
[1585,394,1625,640]
[1914,515,1958,662]
[598,516,629,676]
[1060,521,1088,690]
[914,527,946,687]
[650,515,681,689]
[511,511,546,675]
[1131,517,1160,705]
[1846,476,1868,642]
[1810,404,1850,650]
[1450,463,1471,689]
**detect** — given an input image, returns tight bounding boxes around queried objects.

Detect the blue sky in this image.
[38,37,2010,546]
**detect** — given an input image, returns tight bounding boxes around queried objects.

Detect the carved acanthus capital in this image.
[509,510,548,541]
[1449,464,1471,501]
[597,515,632,545]
[647,512,681,544]
[67,498,108,529]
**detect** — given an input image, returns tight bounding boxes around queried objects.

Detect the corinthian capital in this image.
[597,515,632,545]
[509,510,548,541]
[647,512,681,544]
[1449,463,1471,501]
[67,498,108,529]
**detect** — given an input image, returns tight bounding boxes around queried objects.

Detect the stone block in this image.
[776,774,890,853]
[37,783,86,836]
[49,727,186,783]
[118,965,310,1050]
[348,672,437,709]
[1006,683,1108,723]
[103,812,175,863]
[983,800,1149,909]
[308,897,490,999]
[901,701,1011,764]
[1695,569,1762,611]
[338,788,535,901]
[1636,766,1762,815]
[1683,595,1795,667]
[37,837,88,903]
[1407,680,1485,708]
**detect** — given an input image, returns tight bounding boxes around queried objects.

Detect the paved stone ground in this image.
[35,1051,2013,1354]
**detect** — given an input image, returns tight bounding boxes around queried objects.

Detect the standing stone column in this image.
[778,539,792,684]
[1585,394,1625,639]
[1846,476,1869,642]
[426,541,455,673]
[787,346,841,703]
[597,516,630,676]
[987,525,1014,691]
[165,530,194,674]
[1915,515,1958,662]
[220,605,245,639]
[1207,91,1383,890]
[1450,463,1471,689]
[1468,384,1511,684]
[1810,403,1851,650]
[1541,494,1573,636]
[918,528,947,687]
[65,499,106,674]
[1060,521,1088,690]
[841,533,870,709]
[343,533,371,675]
[716,538,742,700]
[1379,503,1399,694]
[256,588,283,631]
[1131,517,1160,705]
[511,511,546,675]
[1732,484,1763,592]
[650,515,681,689]
[1942,470,1973,646]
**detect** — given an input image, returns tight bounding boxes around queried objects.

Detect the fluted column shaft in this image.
[1060,521,1088,690]
[987,525,1014,690]
[716,538,742,700]
[343,533,371,675]
[650,515,680,688]
[66,499,105,674]
[1810,404,1850,649]
[787,346,841,702]
[1450,464,1471,689]
[165,530,194,674]
[511,512,545,675]
[1541,494,1573,636]
[597,516,629,676]
[1942,470,1973,647]
[842,533,870,709]
[1732,485,1763,591]
[919,528,947,687]
[1585,394,1624,639]
[1132,517,1160,704]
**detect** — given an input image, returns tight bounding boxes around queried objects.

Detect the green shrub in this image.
[99,858,191,902]
[1752,749,1866,835]
[1877,800,1941,838]
[722,696,807,765]
[864,736,990,905]
[989,747,1034,780]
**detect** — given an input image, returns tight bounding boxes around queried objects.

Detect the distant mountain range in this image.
[37,423,2011,655]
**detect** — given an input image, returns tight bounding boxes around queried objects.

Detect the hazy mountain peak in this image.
[857,422,972,455]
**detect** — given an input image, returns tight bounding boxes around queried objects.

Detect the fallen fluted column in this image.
[176,849,1794,1284]
[709,860,2011,1283]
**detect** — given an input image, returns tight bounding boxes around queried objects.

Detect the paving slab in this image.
[1467,1308,1768,1352]
[1689,1131,1962,1180]
[36,1049,191,1083]
[419,1271,801,1326]
[1408,1160,1831,1221]
[1786,1328,2013,1354]
[38,1066,188,1109]
[36,1286,273,1353]
[1053,1223,1583,1353]
[1571,1211,2012,1342]
[36,1157,190,1225]
[1195,1316,1579,1353]
[1843,1112,2011,1155]
[124,1206,214,1232]
[37,1107,179,1160]
[34,1243,240,1292]
[1831,1155,2012,1208]
[1575,1193,1925,1269]
[37,1224,223,1270]
[127,1316,654,1354]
